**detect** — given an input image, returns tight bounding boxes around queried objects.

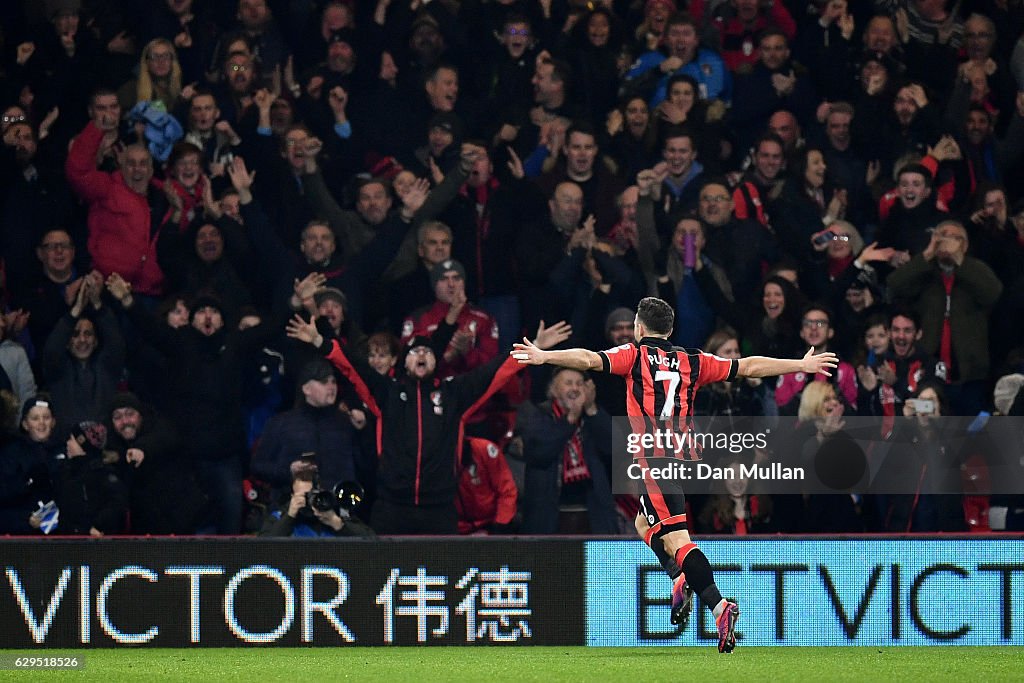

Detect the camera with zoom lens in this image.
[305,488,337,513]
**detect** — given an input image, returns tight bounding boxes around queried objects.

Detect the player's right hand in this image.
[511,338,544,365]
[802,347,839,377]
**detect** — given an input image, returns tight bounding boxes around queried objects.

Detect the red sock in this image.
[674,542,698,569]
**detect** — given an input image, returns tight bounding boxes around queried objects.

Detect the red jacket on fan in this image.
[401,302,499,378]
[456,437,518,534]
[65,122,167,296]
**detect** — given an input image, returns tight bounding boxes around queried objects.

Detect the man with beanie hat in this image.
[587,307,636,417]
[252,358,359,501]
[401,259,499,379]
[408,112,464,178]
[107,273,287,534]
[106,392,205,534]
[55,421,127,536]
[287,313,571,534]
[189,294,225,336]
[605,308,636,345]
[310,287,366,355]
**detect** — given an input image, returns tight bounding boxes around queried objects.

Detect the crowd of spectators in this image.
[1,0,1023,538]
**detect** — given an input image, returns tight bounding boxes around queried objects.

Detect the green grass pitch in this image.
[2,647,1023,682]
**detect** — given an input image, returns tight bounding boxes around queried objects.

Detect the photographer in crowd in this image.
[260,460,374,538]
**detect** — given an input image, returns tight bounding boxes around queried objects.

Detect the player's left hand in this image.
[511,338,545,365]
[802,347,839,376]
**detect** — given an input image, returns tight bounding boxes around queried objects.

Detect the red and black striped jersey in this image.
[598,337,739,419]
[598,337,739,460]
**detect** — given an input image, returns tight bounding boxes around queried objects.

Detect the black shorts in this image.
[638,475,689,544]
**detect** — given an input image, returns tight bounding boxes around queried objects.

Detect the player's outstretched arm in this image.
[511,338,603,371]
[736,347,838,378]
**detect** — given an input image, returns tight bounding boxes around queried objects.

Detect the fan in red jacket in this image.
[401,259,499,378]
[456,437,518,534]
[65,121,171,297]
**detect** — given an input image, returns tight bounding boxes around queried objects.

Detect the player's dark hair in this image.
[636,297,674,336]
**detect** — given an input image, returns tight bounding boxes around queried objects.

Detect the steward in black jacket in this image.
[287,314,570,534]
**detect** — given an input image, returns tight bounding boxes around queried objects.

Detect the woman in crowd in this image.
[118,38,183,111]
[877,381,966,532]
[605,94,659,181]
[0,397,61,534]
[770,146,848,263]
[693,327,769,418]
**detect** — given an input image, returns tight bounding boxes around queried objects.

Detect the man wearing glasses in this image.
[888,220,1003,415]
[697,178,779,307]
[215,53,259,123]
[10,230,82,357]
[775,304,857,414]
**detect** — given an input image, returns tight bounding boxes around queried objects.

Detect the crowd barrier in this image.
[1,536,1021,647]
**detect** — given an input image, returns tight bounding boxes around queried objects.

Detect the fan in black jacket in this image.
[286,314,570,534]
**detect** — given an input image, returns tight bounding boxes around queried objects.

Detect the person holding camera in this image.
[888,219,1002,415]
[876,380,966,532]
[260,464,373,538]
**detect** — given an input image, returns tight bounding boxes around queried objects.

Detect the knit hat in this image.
[993,373,1024,415]
[70,421,107,456]
[430,259,466,290]
[108,391,143,415]
[20,397,52,426]
[406,335,432,353]
[428,111,464,140]
[313,287,347,309]
[296,358,335,386]
[859,50,902,76]
[189,294,223,321]
[366,154,404,181]
[605,307,635,334]
[401,335,434,369]
[47,0,80,19]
